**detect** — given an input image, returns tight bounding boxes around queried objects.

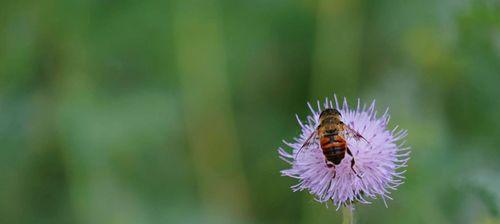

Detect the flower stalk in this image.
[342,205,355,224]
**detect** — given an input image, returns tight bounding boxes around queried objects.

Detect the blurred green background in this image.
[1,0,500,223]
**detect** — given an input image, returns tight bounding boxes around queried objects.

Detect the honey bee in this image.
[296,108,368,178]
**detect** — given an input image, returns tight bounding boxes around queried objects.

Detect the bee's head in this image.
[319,108,341,121]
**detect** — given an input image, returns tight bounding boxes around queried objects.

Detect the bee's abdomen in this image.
[320,135,346,165]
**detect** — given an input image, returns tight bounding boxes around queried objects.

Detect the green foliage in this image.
[0,0,499,223]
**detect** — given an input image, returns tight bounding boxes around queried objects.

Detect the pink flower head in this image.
[278,95,410,209]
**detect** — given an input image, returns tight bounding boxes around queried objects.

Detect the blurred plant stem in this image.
[342,205,355,224]
[173,0,251,222]
[310,0,362,97]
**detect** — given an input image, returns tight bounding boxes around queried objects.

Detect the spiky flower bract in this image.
[278,96,410,209]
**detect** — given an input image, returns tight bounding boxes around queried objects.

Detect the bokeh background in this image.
[1,0,500,223]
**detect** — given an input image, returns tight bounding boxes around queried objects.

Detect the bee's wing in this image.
[344,124,369,144]
[295,130,318,159]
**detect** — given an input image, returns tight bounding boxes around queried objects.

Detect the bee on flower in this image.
[278,95,410,209]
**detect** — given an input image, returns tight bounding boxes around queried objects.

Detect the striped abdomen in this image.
[319,131,347,165]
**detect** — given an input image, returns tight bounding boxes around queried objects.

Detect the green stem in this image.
[342,205,355,224]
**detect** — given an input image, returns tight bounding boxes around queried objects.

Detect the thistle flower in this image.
[278,95,410,209]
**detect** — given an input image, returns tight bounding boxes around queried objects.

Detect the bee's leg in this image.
[325,160,336,178]
[325,159,334,168]
[347,148,361,179]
